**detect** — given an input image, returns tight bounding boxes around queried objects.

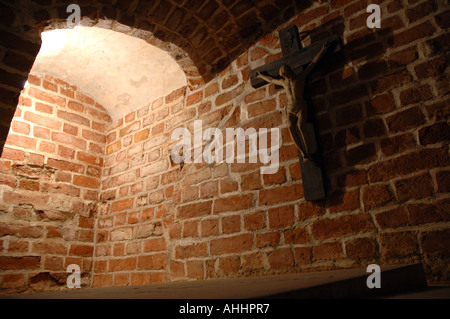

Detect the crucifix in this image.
[250,25,341,201]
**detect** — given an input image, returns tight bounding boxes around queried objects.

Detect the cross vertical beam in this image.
[250,26,341,201]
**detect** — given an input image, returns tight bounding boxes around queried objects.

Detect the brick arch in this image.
[0,0,306,159]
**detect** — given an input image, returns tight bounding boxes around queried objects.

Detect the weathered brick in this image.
[380,231,418,258]
[259,183,303,206]
[311,214,374,240]
[210,234,253,255]
[267,248,294,269]
[214,194,253,213]
[177,201,212,219]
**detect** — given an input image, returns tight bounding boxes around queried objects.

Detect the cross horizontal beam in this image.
[250,34,341,89]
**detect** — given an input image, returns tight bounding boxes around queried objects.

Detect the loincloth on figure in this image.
[286,102,305,117]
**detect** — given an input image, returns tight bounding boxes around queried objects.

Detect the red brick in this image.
[77,151,103,166]
[0,165,18,185]
[11,120,30,135]
[143,238,166,252]
[82,129,106,144]
[218,255,240,274]
[137,254,167,270]
[52,132,87,150]
[313,242,342,261]
[6,134,37,150]
[346,237,377,258]
[406,0,436,23]
[57,110,90,127]
[3,190,49,208]
[108,257,137,272]
[69,244,94,257]
[256,231,280,248]
[187,260,204,279]
[0,256,41,270]
[284,228,309,244]
[363,184,394,210]
[419,122,450,146]
[328,189,360,213]
[268,205,294,229]
[408,202,448,225]
[267,248,294,269]
[214,194,253,213]
[311,213,374,241]
[47,158,84,173]
[134,129,149,143]
[395,173,434,202]
[18,179,39,191]
[201,219,220,237]
[399,85,433,107]
[86,107,111,123]
[247,99,277,118]
[1,148,25,161]
[165,87,186,104]
[259,183,303,206]
[241,171,261,191]
[250,47,268,61]
[420,230,450,256]
[294,5,328,25]
[368,147,449,183]
[175,243,208,259]
[170,261,185,278]
[371,70,411,95]
[73,175,100,189]
[58,145,75,159]
[215,83,245,106]
[245,87,266,104]
[436,171,450,193]
[380,133,417,157]
[177,201,212,219]
[186,91,203,105]
[107,141,121,155]
[183,220,198,237]
[222,215,241,234]
[28,87,65,107]
[244,211,265,231]
[380,231,418,258]
[76,91,95,105]
[210,234,253,255]
[365,93,395,115]
[32,241,67,255]
[297,201,326,222]
[388,46,418,67]
[376,206,410,229]
[390,21,434,48]
[294,247,311,265]
[199,180,219,199]
[346,143,377,166]
[111,198,134,212]
[337,169,367,188]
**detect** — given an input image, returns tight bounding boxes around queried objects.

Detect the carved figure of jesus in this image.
[256,42,329,163]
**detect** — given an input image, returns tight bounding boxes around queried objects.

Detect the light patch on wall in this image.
[31,26,187,122]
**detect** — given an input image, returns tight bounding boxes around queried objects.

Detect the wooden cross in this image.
[250,25,341,201]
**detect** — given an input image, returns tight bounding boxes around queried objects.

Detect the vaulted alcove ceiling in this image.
[27,0,313,85]
[31,27,187,121]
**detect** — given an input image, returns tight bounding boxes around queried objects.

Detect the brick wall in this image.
[96,0,449,287]
[0,0,449,295]
[0,74,111,293]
